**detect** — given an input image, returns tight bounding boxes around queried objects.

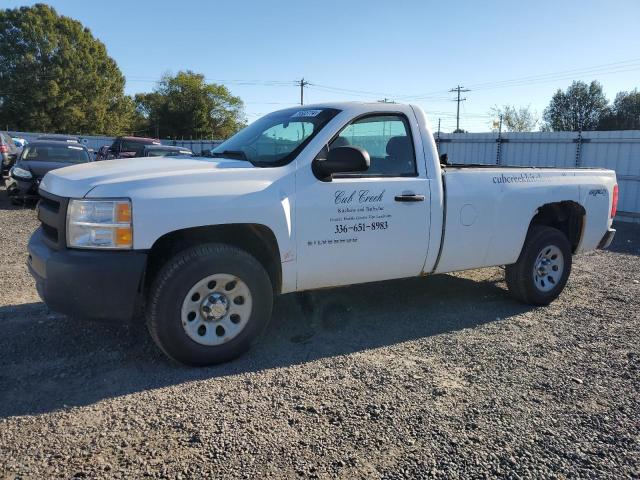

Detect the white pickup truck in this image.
[28,102,618,365]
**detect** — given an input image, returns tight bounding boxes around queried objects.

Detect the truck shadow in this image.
[0,272,532,418]
[0,185,37,211]
[607,221,640,256]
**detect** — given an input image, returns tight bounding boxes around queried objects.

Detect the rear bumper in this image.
[598,228,616,249]
[27,227,148,321]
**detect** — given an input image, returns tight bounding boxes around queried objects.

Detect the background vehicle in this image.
[28,103,618,366]
[13,137,28,149]
[7,140,92,204]
[1,131,20,177]
[11,137,28,162]
[96,136,161,160]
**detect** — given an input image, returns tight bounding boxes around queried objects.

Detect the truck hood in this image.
[40,156,254,198]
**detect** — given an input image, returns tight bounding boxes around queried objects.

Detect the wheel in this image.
[505,225,572,306]
[146,243,273,366]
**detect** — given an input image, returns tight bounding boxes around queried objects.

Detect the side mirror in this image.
[439,153,448,165]
[312,146,370,181]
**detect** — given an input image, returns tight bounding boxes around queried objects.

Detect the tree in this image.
[135,71,245,139]
[0,4,137,135]
[542,81,609,131]
[598,89,640,130]
[489,104,539,132]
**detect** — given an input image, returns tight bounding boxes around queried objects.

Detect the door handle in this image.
[394,194,425,202]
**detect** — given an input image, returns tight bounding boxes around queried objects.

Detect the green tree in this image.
[542,81,609,131]
[489,104,539,132]
[135,71,245,139]
[598,89,640,130]
[0,4,137,135]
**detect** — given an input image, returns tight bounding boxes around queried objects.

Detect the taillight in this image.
[0,144,8,153]
[611,184,619,218]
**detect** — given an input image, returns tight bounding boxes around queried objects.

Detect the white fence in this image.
[436,130,640,222]
[9,129,640,222]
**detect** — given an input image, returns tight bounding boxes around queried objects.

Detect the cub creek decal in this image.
[334,189,385,205]
[307,189,391,248]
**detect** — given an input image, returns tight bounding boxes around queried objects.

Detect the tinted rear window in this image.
[122,139,159,151]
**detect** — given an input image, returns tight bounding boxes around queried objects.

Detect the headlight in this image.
[66,199,133,249]
[11,166,32,179]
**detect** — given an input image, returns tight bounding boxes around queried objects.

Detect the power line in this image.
[403,58,640,100]
[465,58,640,90]
[306,82,405,99]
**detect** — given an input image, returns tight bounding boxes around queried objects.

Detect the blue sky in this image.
[5,0,640,131]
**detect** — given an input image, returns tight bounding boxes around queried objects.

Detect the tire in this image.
[146,243,273,366]
[505,225,572,306]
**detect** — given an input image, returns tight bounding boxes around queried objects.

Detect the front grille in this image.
[37,190,69,249]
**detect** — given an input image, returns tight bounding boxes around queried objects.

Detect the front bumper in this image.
[7,177,39,199]
[598,228,616,249]
[27,227,148,321]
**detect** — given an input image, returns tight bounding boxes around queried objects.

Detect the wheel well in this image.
[144,224,282,294]
[529,201,585,252]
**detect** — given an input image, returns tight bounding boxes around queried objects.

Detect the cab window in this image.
[330,114,416,176]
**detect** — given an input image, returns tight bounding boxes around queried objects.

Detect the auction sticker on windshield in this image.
[291,110,323,118]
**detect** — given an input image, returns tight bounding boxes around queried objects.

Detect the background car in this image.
[96,136,161,160]
[12,137,28,149]
[0,131,20,177]
[6,140,92,204]
[11,137,28,163]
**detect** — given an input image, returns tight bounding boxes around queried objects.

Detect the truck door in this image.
[295,112,431,290]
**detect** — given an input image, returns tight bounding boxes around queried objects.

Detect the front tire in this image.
[146,243,273,366]
[506,226,572,305]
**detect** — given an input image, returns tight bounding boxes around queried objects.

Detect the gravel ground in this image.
[0,185,638,479]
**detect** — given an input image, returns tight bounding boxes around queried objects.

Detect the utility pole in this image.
[496,114,503,165]
[299,78,309,105]
[449,85,470,132]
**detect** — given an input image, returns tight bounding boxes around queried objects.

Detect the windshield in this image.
[212,107,340,166]
[22,145,90,163]
[147,149,193,157]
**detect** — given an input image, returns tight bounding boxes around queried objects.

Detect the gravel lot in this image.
[0,185,638,479]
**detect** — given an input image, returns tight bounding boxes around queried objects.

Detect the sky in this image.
[4,0,640,132]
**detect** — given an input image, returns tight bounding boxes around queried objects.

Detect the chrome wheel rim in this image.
[532,245,564,292]
[180,273,252,346]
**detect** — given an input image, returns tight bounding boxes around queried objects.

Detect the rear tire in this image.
[506,226,572,305]
[146,243,273,366]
